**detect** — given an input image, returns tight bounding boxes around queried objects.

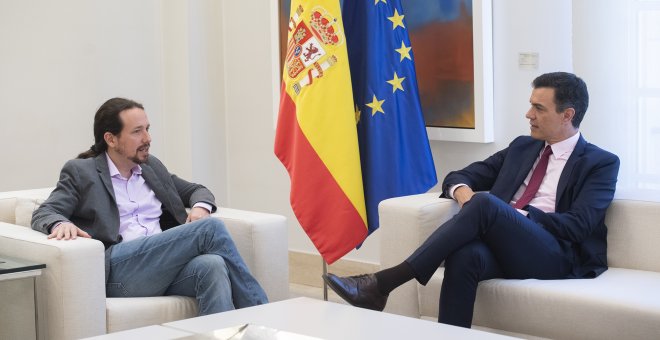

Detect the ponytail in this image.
[77,143,104,159]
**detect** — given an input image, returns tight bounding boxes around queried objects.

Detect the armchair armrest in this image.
[0,222,106,339]
[378,193,458,317]
[212,208,289,302]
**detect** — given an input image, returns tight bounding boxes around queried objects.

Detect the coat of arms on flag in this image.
[285,6,344,95]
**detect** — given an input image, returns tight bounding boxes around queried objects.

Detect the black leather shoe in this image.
[322,273,388,311]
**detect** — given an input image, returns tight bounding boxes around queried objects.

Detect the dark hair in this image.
[532,72,589,128]
[77,98,144,159]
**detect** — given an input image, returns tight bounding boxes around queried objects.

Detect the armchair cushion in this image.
[0,197,16,224]
[106,296,198,332]
[214,208,289,302]
[15,197,44,228]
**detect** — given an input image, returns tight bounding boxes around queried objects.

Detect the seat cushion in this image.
[106,296,198,333]
[0,197,16,224]
[14,197,44,228]
[419,268,660,340]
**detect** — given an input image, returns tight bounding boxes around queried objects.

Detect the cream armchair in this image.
[379,192,660,339]
[0,188,289,340]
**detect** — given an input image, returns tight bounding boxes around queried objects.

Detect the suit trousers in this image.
[406,193,573,327]
[105,218,268,315]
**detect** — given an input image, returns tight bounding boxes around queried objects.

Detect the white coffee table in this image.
[163,297,517,339]
[82,325,193,340]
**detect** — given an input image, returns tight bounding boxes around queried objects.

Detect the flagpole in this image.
[322,259,328,301]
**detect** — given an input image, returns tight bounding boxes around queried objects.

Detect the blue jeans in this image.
[105,218,268,315]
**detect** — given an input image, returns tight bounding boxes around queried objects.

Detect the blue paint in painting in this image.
[402,0,473,30]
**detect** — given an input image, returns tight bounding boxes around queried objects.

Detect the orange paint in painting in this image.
[410,3,475,129]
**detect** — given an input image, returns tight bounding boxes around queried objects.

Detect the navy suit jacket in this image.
[441,135,619,278]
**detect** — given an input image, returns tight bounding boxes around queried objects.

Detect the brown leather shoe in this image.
[322,273,388,311]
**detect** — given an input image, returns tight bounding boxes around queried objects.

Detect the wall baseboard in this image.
[289,251,380,288]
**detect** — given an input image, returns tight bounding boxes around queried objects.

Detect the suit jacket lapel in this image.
[556,135,587,207]
[95,155,116,202]
[141,164,175,213]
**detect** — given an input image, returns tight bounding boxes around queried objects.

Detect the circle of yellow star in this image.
[395,41,412,61]
[388,9,405,30]
[374,0,387,4]
[387,72,406,93]
[365,95,385,116]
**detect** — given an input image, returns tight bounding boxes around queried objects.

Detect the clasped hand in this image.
[186,206,211,223]
[454,186,476,208]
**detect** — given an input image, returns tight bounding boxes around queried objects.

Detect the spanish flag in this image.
[275,0,367,264]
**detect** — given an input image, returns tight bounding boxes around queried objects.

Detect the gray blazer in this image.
[31,153,217,281]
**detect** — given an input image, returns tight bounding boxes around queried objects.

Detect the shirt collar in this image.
[547,131,580,160]
[105,152,142,178]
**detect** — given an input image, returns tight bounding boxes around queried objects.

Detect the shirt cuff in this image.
[49,221,65,234]
[448,184,468,199]
[193,202,213,214]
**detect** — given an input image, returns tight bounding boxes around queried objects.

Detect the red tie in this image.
[514,145,553,209]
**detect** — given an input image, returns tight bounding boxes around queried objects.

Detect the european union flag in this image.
[343,0,438,234]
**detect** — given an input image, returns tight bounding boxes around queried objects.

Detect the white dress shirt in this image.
[450,132,581,214]
[510,132,580,213]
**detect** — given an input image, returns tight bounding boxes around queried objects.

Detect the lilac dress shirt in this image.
[107,154,163,242]
[106,154,212,242]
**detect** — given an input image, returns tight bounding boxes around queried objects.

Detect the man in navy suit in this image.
[323,72,620,328]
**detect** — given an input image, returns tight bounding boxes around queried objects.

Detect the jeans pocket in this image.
[106,282,129,297]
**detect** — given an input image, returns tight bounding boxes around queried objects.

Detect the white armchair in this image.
[378,192,660,339]
[0,188,289,339]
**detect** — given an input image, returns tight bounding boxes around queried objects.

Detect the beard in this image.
[127,143,150,164]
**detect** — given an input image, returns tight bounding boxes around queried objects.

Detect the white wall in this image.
[0,0,228,203]
[219,1,294,241]
[572,0,632,196]
[0,0,165,191]
[159,0,229,201]
[1,0,582,265]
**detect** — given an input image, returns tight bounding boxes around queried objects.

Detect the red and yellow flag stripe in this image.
[275,0,367,264]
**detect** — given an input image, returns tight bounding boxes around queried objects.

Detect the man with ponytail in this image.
[32,97,267,315]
